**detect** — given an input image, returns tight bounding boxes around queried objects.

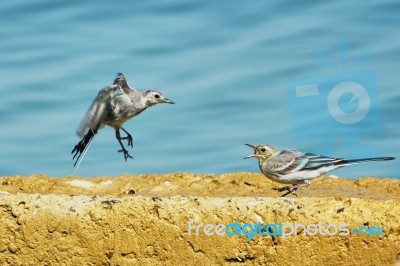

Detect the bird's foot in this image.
[120,128,133,148]
[121,135,133,148]
[118,148,133,161]
[272,185,299,197]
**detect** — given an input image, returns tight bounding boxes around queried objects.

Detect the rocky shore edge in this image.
[0,173,399,265]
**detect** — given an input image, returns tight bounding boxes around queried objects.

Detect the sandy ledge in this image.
[0,173,399,265]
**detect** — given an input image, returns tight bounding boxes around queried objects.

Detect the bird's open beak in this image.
[163,98,175,104]
[244,144,256,159]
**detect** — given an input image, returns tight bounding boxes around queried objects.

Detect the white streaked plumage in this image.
[72,73,174,169]
[245,143,395,196]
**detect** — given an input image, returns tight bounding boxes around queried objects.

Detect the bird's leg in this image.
[273,180,311,197]
[120,127,133,148]
[115,129,133,161]
[272,185,300,193]
[273,185,299,197]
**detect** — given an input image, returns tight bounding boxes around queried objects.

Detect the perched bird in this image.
[244,144,395,196]
[72,73,174,168]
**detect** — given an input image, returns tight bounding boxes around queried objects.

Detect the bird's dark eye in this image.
[155,94,160,99]
[261,148,266,152]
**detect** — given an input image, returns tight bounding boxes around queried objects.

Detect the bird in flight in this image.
[245,144,395,196]
[72,73,174,169]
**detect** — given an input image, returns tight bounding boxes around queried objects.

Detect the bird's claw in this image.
[121,135,133,148]
[118,149,133,161]
[272,186,299,197]
[272,186,289,192]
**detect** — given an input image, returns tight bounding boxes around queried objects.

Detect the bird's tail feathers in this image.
[334,157,395,166]
[72,129,96,172]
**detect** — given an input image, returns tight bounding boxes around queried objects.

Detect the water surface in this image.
[0,1,399,178]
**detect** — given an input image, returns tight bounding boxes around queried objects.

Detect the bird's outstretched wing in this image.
[113,73,135,93]
[76,85,124,137]
[265,149,341,175]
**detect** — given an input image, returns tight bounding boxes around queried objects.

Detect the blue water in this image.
[1,1,399,178]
